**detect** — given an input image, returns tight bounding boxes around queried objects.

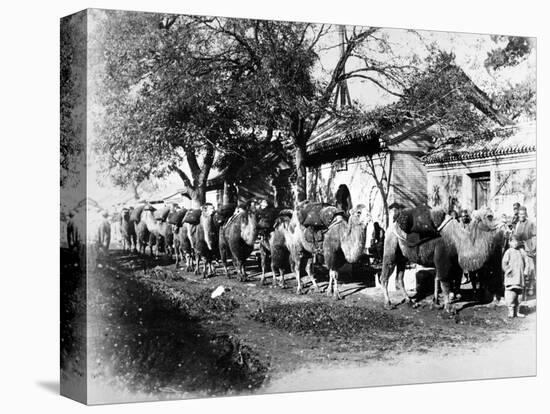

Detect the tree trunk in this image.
[295,143,307,203]
[190,186,206,209]
[131,182,140,201]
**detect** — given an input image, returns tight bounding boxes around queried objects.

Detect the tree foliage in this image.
[60,13,86,187]
[485,36,533,71]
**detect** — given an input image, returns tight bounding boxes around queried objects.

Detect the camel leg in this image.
[233,257,245,282]
[380,260,396,310]
[327,270,334,297]
[431,276,442,309]
[395,263,412,305]
[194,253,200,275]
[440,280,455,314]
[294,256,303,294]
[241,263,248,282]
[202,259,209,279]
[305,258,319,293]
[186,253,193,272]
[174,245,180,268]
[279,269,286,288]
[259,247,268,286]
[433,245,454,313]
[219,246,230,278]
[270,263,277,287]
[329,270,341,300]
[469,271,478,301]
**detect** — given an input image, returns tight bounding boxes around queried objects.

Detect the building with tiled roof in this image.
[424,122,536,217]
[306,117,444,226]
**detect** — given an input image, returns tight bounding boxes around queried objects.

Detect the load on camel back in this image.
[395,204,448,246]
[296,201,340,260]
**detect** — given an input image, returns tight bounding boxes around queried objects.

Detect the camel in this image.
[168,208,194,271]
[120,208,137,252]
[219,207,258,281]
[135,221,149,255]
[322,208,368,299]
[173,224,194,271]
[380,207,497,313]
[280,203,367,295]
[130,205,149,255]
[256,207,289,286]
[193,204,218,278]
[281,204,324,294]
[141,206,174,258]
[263,215,292,288]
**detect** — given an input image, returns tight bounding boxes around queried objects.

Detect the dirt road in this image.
[76,250,536,403]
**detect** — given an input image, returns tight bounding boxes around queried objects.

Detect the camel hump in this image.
[319,206,339,227]
[218,203,236,220]
[167,209,187,226]
[129,204,146,222]
[183,209,201,225]
[397,205,439,236]
[257,206,280,230]
[154,206,171,221]
[300,201,332,228]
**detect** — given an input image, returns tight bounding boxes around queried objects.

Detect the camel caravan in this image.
[116,195,515,314]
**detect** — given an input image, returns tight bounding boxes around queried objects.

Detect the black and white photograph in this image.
[58,5,538,406]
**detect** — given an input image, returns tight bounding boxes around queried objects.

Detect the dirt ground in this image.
[74,248,536,404]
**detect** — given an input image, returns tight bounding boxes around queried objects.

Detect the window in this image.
[333,159,348,172]
[470,172,490,210]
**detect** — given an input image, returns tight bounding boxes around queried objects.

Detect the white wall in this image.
[427,152,536,217]
[307,154,390,224]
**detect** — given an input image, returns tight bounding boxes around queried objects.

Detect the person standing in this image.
[97,211,112,255]
[370,222,385,264]
[511,202,521,229]
[501,235,528,318]
[335,184,352,215]
[514,206,536,297]
[458,209,471,229]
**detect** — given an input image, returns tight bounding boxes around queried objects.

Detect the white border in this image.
[1,1,547,413]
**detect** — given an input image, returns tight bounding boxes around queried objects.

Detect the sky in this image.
[82,12,536,212]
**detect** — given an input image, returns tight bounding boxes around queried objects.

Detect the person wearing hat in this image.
[335,184,352,215]
[513,206,536,297]
[511,202,521,229]
[97,211,111,255]
[501,234,528,318]
[370,221,385,264]
[458,209,471,229]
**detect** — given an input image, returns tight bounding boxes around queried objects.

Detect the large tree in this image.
[93,11,267,207]
[60,13,86,187]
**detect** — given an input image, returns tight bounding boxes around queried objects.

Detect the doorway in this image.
[470,172,490,210]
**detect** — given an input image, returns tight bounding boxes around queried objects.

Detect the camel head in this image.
[201,203,216,250]
[470,207,497,232]
[121,209,130,222]
[348,205,370,227]
[241,208,258,246]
